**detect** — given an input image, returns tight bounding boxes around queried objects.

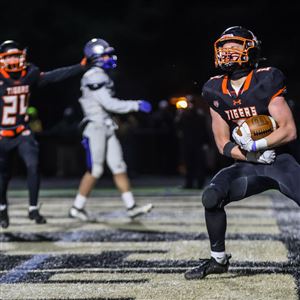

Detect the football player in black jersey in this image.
[0,40,87,228]
[184,26,300,280]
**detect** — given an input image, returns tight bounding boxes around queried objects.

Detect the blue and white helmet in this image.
[84,38,117,70]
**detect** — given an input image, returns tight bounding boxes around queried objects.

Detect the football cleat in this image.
[28,208,47,224]
[0,208,9,228]
[69,206,89,221]
[184,254,231,280]
[127,203,153,218]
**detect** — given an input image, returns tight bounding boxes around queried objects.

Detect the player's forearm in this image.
[216,138,247,161]
[230,145,247,160]
[265,125,297,148]
[96,90,139,113]
[101,98,139,113]
[222,142,247,160]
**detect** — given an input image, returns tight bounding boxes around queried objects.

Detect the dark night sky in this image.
[1,1,300,128]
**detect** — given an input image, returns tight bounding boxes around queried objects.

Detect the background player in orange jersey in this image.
[0,40,88,228]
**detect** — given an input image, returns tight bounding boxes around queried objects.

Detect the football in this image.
[238,115,277,140]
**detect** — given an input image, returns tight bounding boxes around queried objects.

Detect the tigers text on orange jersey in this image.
[6,85,29,95]
[224,106,257,120]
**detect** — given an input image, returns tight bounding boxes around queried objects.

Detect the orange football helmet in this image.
[214,26,261,72]
[0,40,27,72]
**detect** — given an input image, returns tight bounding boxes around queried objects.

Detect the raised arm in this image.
[37,63,86,87]
[93,87,140,113]
[81,69,141,114]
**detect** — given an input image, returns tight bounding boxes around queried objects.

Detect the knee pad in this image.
[202,186,223,210]
[109,160,127,175]
[91,164,103,178]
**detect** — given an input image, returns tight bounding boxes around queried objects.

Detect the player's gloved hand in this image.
[232,124,269,152]
[232,125,255,152]
[246,150,276,164]
[138,100,152,113]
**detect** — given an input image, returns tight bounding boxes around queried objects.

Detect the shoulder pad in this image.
[82,67,108,85]
[202,75,224,100]
[255,66,285,80]
[27,63,39,73]
[255,67,287,99]
[209,74,225,80]
[204,74,225,89]
[25,63,41,79]
[256,66,273,73]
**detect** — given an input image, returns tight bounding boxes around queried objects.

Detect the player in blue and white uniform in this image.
[69,38,153,220]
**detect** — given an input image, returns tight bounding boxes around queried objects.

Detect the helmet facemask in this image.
[94,49,117,70]
[0,49,27,72]
[214,36,258,72]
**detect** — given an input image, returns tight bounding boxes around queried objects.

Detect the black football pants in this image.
[204,153,300,252]
[0,133,40,207]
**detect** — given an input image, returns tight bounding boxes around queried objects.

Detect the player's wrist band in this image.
[223,141,237,158]
[251,138,268,152]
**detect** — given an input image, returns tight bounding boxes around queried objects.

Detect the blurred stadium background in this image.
[1,1,300,299]
[1,0,300,180]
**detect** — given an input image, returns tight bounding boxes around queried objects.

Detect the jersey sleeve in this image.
[201,78,220,111]
[258,67,287,101]
[37,63,85,87]
[25,64,42,85]
[270,67,287,99]
[81,69,139,113]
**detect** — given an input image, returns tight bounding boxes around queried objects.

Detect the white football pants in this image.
[82,122,127,178]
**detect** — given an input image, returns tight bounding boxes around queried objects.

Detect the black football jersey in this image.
[202,67,287,131]
[0,63,84,129]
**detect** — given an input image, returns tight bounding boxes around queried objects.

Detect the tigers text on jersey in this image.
[0,63,84,130]
[202,67,286,128]
[79,66,139,127]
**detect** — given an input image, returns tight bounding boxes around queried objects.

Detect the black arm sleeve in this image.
[37,64,85,87]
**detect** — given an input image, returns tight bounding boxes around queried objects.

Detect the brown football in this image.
[242,115,277,140]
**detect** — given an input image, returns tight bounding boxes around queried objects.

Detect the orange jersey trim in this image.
[221,70,253,95]
[270,86,286,101]
[0,125,25,137]
[222,76,228,94]
[21,70,27,77]
[0,69,10,79]
[242,70,253,92]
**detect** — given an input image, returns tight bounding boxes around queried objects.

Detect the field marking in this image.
[0,254,49,283]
